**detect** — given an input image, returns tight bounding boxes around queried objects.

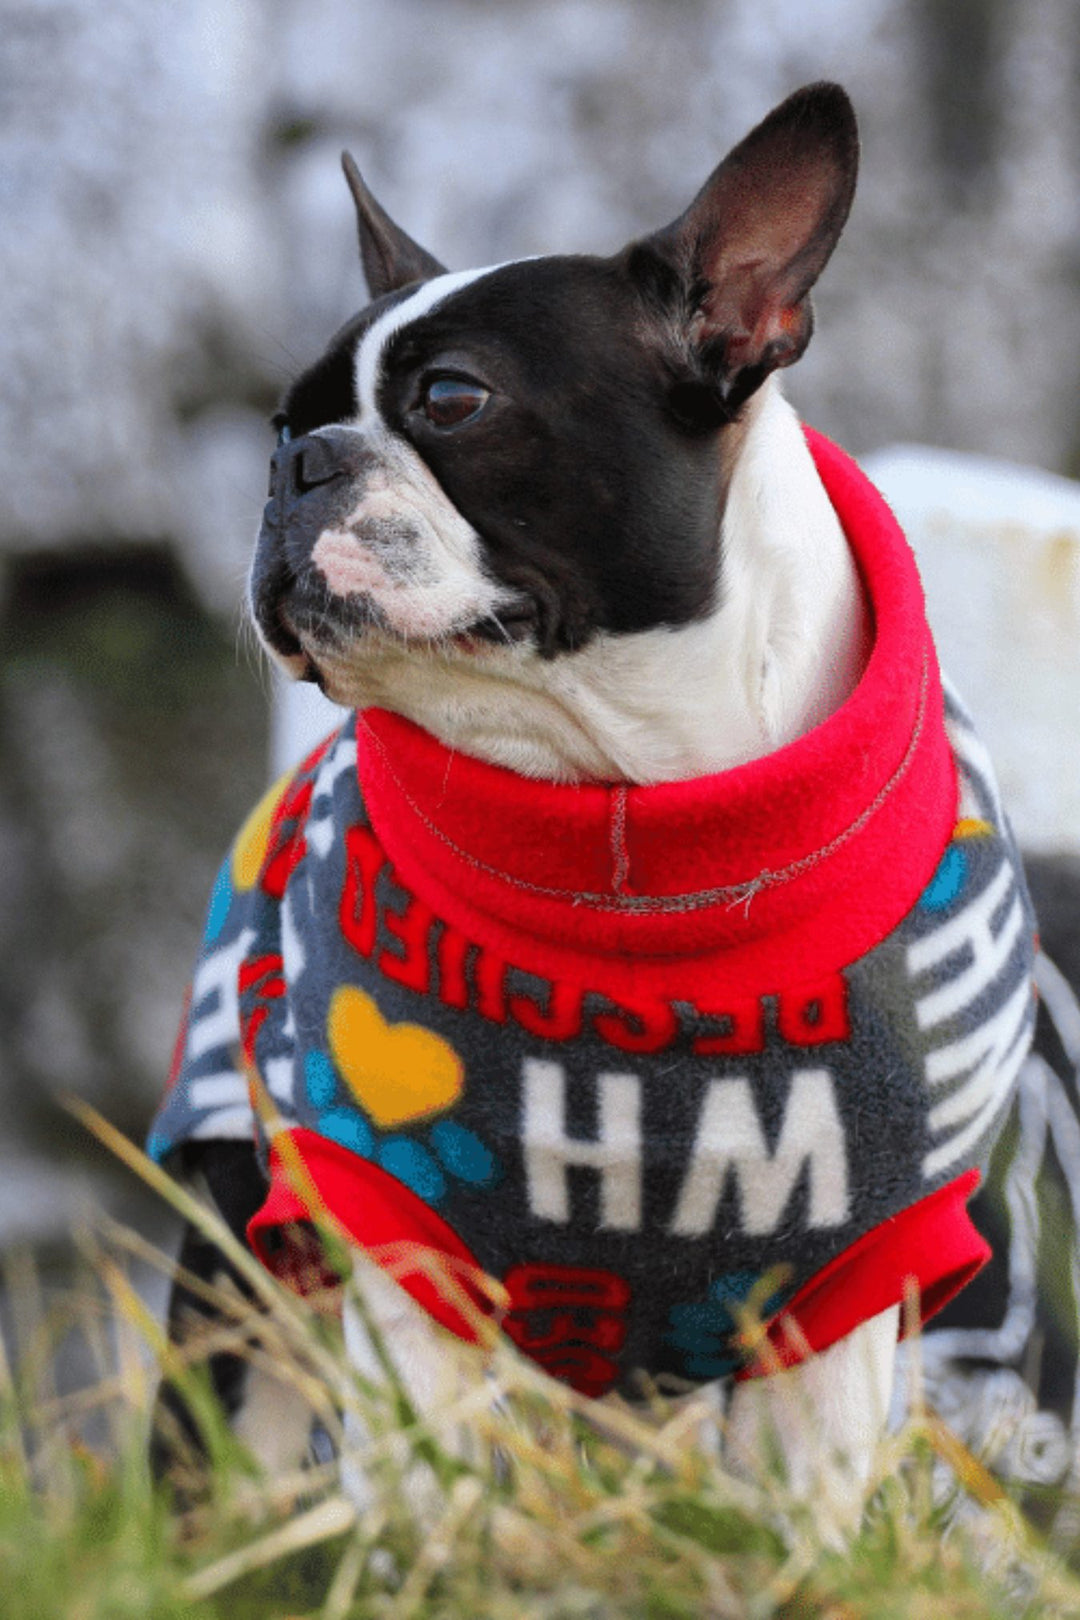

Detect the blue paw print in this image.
[302,1049,500,1205]
[919,844,968,913]
[665,1272,789,1379]
[204,858,234,943]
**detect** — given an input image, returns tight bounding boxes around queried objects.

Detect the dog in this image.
[150,82,1036,1526]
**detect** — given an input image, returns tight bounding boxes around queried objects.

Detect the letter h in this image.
[521,1059,642,1231]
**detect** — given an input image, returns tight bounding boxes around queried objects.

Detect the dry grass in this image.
[3,1109,1080,1618]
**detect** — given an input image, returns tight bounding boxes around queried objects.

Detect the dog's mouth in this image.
[269,590,541,682]
[450,601,539,652]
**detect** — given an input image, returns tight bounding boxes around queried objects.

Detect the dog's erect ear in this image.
[341,152,447,298]
[639,83,858,409]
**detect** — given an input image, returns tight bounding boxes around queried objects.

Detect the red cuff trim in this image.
[251,1140,989,1383]
[737,1169,988,1378]
[247,1128,491,1340]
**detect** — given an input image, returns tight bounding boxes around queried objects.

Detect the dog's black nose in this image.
[273,428,374,496]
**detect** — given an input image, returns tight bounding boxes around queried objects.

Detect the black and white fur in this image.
[161,84,894,1528]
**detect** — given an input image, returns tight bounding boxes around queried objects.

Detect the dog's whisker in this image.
[486,611,515,648]
[233,608,273,698]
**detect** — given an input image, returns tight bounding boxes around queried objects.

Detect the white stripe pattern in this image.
[307,733,358,859]
[942,709,1006,833]
[923,1024,1031,1179]
[908,853,1033,1179]
[187,1106,254,1142]
[189,1072,248,1111]
[187,927,256,1062]
[909,860,1023,1031]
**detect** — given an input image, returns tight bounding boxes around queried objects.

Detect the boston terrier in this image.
[151,82,1035,1529]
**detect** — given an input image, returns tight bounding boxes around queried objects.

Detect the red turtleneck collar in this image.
[355,430,957,1000]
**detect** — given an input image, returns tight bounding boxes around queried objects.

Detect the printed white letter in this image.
[521,1059,642,1231]
[670,1069,848,1238]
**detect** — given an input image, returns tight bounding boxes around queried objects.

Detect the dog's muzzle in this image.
[251,427,387,662]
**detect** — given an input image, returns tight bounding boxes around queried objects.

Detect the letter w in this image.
[670,1070,848,1238]
[522,1059,642,1231]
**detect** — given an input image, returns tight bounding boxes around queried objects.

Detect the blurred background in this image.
[1,0,1079,1249]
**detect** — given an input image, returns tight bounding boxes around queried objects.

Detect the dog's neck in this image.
[353,380,869,785]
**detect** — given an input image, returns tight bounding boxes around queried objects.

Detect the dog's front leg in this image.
[152,1142,317,1488]
[724,1305,899,1535]
[340,1251,485,1518]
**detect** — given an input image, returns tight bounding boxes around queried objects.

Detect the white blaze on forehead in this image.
[304,261,532,644]
[354,264,510,421]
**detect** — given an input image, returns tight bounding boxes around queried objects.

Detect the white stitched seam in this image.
[609,787,630,895]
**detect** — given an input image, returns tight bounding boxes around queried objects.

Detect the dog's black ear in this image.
[638,83,858,409]
[341,152,447,298]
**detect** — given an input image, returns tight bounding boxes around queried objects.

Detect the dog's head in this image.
[251,82,857,716]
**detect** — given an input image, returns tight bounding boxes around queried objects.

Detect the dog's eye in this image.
[421,377,490,429]
[275,420,292,447]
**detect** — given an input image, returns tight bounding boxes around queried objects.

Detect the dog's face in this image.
[251,83,858,712]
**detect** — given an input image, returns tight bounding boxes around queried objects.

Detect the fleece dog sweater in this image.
[150,430,1037,1397]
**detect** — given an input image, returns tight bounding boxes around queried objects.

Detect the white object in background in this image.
[862,445,1080,857]
[272,673,349,776]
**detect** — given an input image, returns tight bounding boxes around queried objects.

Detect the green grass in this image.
[4,1115,1080,1618]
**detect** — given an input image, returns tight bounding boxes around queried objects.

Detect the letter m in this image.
[670,1070,848,1238]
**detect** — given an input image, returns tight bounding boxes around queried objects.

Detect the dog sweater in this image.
[149,430,1037,1397]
